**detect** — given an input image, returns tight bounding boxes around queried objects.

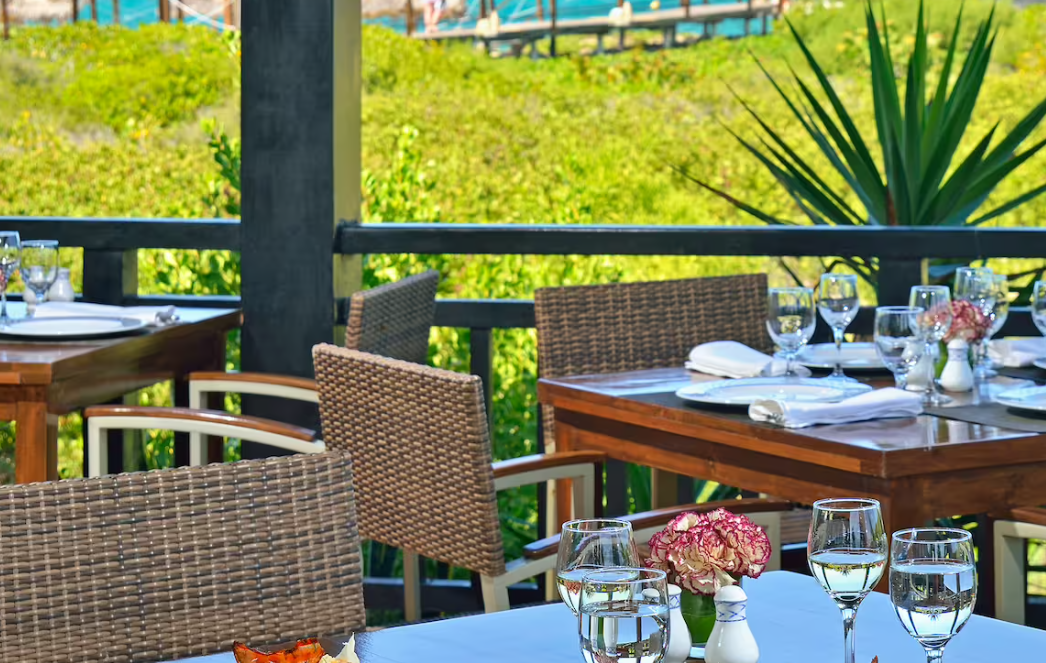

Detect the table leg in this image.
[15,401,58,483]
[975,514,996,618]
[554,419,577,530]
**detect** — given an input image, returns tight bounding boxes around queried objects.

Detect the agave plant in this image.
[680,1,1046,285]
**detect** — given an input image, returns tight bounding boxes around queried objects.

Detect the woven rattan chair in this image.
[0,452,365,663]
[84,271,439,476]
[311,344,790,619]
[993,507,1046,624]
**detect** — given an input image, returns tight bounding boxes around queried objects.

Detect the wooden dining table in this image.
[169,571,1045,663]
[0,306,241,483]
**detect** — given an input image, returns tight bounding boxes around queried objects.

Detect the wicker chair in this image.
[0,452,365,663]
[312,344,789,618]
[85,271,439,476]
[994,507,1046,624]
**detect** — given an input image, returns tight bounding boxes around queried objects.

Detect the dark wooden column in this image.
[240,0,360,457]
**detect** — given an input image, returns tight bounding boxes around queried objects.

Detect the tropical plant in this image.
[679,1,1046,288]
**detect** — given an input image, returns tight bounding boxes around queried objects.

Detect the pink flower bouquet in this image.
[944,299,991,344]
[645,508,771,596]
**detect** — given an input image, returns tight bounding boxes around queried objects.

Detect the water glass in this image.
[874,306,925,391]
[1033,281,1046,337]
[909,286,952,406]
[579,568,669,663]
[0,231,21,328]
[19,240,59,318]
[977,274,1009,378]
[767,287,816,377]
[556,519,639,615]
[808,498,888,663]
[954,267,995,380]
[890,528,976,663]
[818,274,860,380]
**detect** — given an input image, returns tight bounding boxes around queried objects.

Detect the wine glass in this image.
[579,567,669,663]
[766,287,816,378]
[909,286,952,406]
[818,274,860,380]
[808,498,888,663]
[954,267,995,380]
[890,528,976,663]
[977,274,1009,378]
[874,306,925,392]
[19,240,59,318]
[0,231,21,328]
[1033,281,1046,338]
[556,519,639,615]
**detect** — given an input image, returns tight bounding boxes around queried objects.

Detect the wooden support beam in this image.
[535,0,543,20]
[90,0,98,21]
[71,0,78,22]
[159,0,168,22]
[113,0,120,24]
[549,0,556,57]
[405,0,414,36]
[2,0,9,41]
[223,0,232,27]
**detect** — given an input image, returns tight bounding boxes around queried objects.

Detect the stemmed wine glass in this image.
[808,498,888,663]
[0,231,21,328]
[890,528,977,663]
[874,306,925,392]
[19,240,59,318]
[978,274,1009,378]
[556,519,639,615]
[1033,281,1046,338]
[767,287,816,378]
[909,286,952,406]
[953,267,995,381]
[579,568,669,663]
[818,274,860,380]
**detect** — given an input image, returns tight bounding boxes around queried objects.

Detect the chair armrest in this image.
[993,507,1046,528]
[189,371,319,391]
[521,497,794,560]
[84,405,318,442]
[492,451,607,479]
[188,371,319,404]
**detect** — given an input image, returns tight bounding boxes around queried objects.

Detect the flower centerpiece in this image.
[943,299,991,346]
[645,508,772,651]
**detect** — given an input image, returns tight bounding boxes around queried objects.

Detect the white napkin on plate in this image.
[33,302,178,326]
[749,387,922,429]
[686,341,811,378]
[988,338,1046,368]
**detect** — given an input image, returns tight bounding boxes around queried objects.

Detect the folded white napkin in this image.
[988,338,1046,368]
[749,387,922,429]
[33,302,178,326]
[686,341,811,378]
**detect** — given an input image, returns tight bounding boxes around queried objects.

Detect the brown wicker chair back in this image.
[313,345,506,578]
[345,270,439,364]
[0,453,365,663]
[534,274,770,444]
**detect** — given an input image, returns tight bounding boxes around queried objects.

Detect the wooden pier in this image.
[413,0,780,53]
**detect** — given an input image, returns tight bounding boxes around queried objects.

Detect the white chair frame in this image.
[994,517,1046,625]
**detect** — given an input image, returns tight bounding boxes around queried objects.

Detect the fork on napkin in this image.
[749,388,922,429]
[686,340,811,378]
[988,338,1046,368]
[33,302,180,326]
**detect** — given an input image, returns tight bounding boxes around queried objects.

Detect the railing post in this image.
[71,0,78,22]
[2,0,10,41]
[469,328,494,433]
[876,258,927,306]
[113,0,120,24]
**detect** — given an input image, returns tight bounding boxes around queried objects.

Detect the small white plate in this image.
[798,343,885,370]
[0,316,148,339]
[676,377,873,407]
[995,386,1046,414]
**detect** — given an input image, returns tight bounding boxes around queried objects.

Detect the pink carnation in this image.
[944,299,991,344]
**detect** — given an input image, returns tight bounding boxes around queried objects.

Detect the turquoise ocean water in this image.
[75,0,763,37]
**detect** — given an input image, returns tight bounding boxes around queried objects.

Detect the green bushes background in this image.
[1,0,1046,582]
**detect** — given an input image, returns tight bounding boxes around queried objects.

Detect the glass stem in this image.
[925,341,938,396]
[895,371,908,391]
[831,327,845,377]
[841,607,857,663]
[0,286,8,325]
[925,646,945,663]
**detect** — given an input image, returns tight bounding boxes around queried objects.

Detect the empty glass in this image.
[808,498,888,663]
[556,519,639,615]
[579,568,669,663]
[874,306,925,391]
[890,529,976,663]
[953,267,995,380]
[818,274,860,380]
[909,286,952,406]
[977,274,1009,378]
[19,240,59,318]
[1034,281,1046,337]
[767,287,816,377]
[0,231,21,328]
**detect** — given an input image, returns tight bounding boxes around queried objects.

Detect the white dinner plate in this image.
[995,386,1046,414]
[797,343,885,370]
[1033,358,1046,372]
[675,377,873,407]
[0,316,148,339]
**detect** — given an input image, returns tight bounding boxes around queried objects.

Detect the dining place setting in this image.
[674,268,1046,433]
[0,230,180,341]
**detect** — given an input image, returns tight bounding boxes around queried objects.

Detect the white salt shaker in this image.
[940,339,974,393]
[47,268,75,303]
[704,584,759,663]
[663,584,692,663]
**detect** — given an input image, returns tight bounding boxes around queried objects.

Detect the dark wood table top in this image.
[538,367,1046,479]
[167,571,1046,663]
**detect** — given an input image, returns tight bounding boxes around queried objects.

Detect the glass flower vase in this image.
[679,588,717,658]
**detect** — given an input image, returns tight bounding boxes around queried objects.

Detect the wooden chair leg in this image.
[994,520,1035,625]
[403,549,422,622]
[480,575,511,613]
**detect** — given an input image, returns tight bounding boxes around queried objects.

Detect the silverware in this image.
[154,307,180,326]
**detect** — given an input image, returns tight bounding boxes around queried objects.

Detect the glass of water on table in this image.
[556,519,639,615]
[890,528,976,663]
[579,567,669,663]
[808,498,888,663]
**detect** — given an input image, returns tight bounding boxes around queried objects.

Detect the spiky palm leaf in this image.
[680,1,1046,235]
